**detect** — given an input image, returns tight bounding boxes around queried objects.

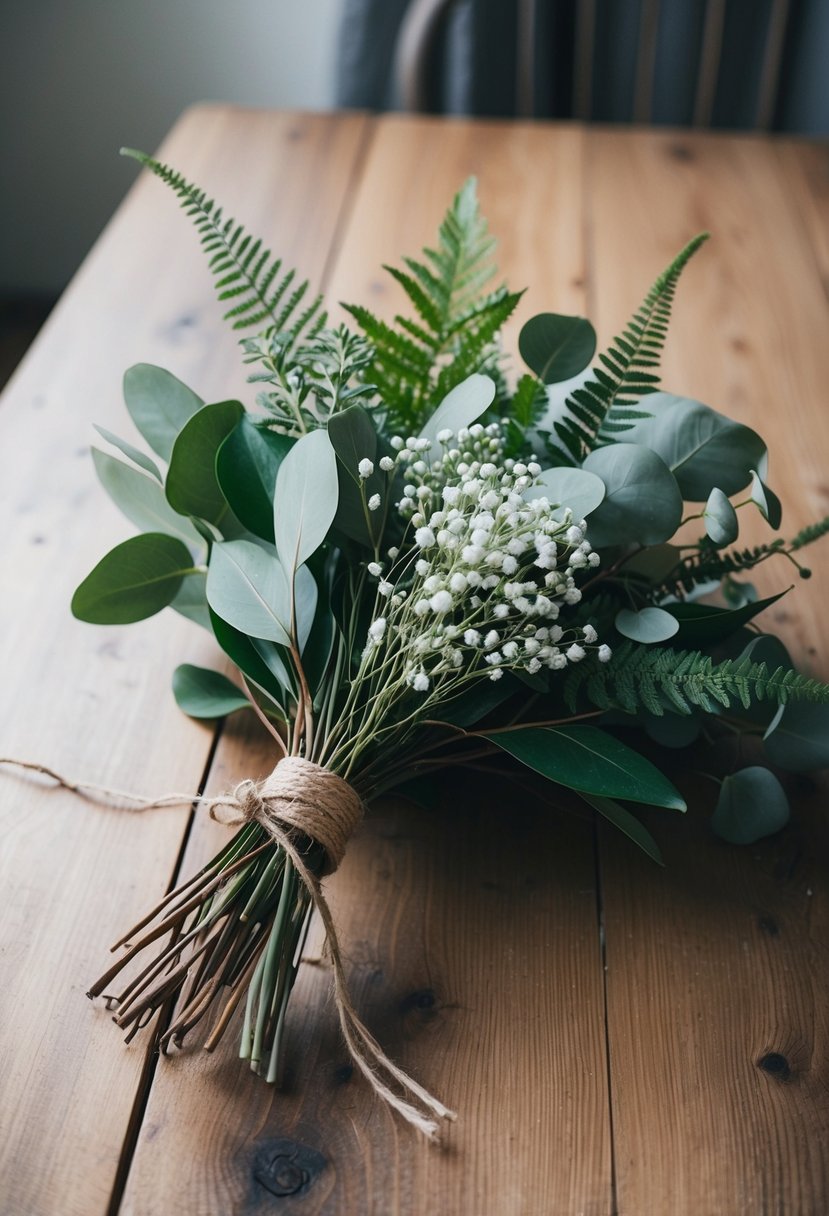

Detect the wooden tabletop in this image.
[1,107,828,1216]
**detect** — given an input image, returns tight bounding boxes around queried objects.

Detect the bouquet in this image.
[72,151,829,1138]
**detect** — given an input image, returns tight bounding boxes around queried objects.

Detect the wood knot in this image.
[757,1052,791,1081]
[252,1138,326,1198]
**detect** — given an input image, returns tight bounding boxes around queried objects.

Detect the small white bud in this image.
[358,458,374,479]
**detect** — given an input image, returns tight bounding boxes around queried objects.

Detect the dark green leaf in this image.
[582,793,664,864]
[484,725,686,810]
[666,587,789,646]
[216,417,293,542]
[208,609,291,710]
[328,405,384,546]
[166,400,244,526]
[518,313,597,384]
[711,767,790,843]
[172,664,250,719]
[123,364,204,461]
[71,533,194,624]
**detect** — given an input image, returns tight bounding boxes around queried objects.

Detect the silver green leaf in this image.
[273,429,338,574]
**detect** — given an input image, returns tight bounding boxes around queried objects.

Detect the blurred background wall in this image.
[0,0,343,300]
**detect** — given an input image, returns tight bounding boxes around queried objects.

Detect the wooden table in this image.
[1,108,828,1216]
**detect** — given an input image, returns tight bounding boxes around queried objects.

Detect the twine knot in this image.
[216,757,363,875]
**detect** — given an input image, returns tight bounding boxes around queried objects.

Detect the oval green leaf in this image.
[704,487,739,547]
[274,428,339,574]
[166,399,244,527]
[71,533,194,624]
[518,313,597,384]
[615,606,680,644]
[123,364,204,462]
[216,416,293,542]
[525,465,606,521]
[621,394,767,501]
[581,793,664,864]
[208,608,291,712]
[484,725,686,810]
[582,444,683,548]
[418,373,496,449]
[328,405,385,547]
[172,664,250,719]
[92,449,202,547]
[206,539,292,645]
[711,766,790,843]
[170,570,211,630]
[666,587,789,647]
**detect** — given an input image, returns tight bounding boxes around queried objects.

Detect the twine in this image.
[0,755,456,1141]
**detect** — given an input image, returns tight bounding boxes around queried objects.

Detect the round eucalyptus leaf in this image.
[206,539,292,646]
[216,416,292,542]
[763,702,829,772]
[419,373,495,448]
[518,313,597,384]
[71,533,194,624]
[704,487,739,547]
[582,444,683,548]
[524,465,605,520]
[274,428,339,574]
[749,469,782,529]
[622,394,767,501]
[123,364,204,462]
[615,606,680,644]
[166,399,244,527]
[711,766,790,844]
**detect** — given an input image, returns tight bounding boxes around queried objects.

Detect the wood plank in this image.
[0,106,370,1216]
[774,141,829,300]
[121,115,614,1216]
[585,127,829,1215]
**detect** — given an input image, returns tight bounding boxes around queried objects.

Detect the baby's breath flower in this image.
[566,643,586,663]
[379,455,395,472]
[358,458,374,479]
[368,493,381,511]
[582,624,598,644]
[598,644,613,663]
[367,561,382,576]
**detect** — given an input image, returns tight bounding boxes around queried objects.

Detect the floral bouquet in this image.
[72,151,829,1138]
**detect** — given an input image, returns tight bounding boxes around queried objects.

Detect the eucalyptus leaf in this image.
[749,469,782,529]
[711,767,790,843]
[93,425,162,481]
[484,725,686,810]
[763,702,829,772]
[582,792,664,864]
[206,540,292,645]
[172,664,250,719]
[216,416,293,542]
[170,570,211,629]
[666,587,789,647]
[518,313,597,384]
[621,394,767,500]
[615,606,680,644]
[166,399,244,527]
[71,533,195,624]
[123,364,203,462]
[274,428,338,573]
[524,465,605,521]
[582,444,683,548]
[419,373,495,449]
[208,608,291,711]
[92,449,202,547]
[704,487,739,547]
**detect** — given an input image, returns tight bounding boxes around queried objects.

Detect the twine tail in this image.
[275,829,457,1141]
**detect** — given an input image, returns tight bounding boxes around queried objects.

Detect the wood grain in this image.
[585,127,829,1215]
[0,107,370,1216]
[121,115,614,1216]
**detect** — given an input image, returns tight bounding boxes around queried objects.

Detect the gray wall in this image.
[0,1,343,297]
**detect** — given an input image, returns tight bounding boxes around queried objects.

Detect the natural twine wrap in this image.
[0,755,456,1141]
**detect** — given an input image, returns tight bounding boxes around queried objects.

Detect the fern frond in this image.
[345,177,519,432]
[563,642,829,718]
[121,148,325,341]
[791,514,829,551]
[550,234,708,465]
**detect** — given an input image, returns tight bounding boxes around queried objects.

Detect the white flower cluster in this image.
[360,422,609,693]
